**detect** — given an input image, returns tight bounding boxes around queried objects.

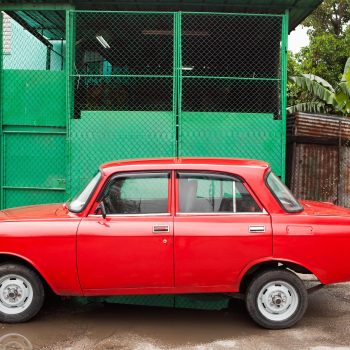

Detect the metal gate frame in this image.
[66,10,289,193]
[0,7,288,209]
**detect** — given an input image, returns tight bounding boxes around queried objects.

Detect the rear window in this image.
[266,171,303,213]
[178,172,262,213]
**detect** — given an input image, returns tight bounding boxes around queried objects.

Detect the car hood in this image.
[0,203,72,221]
[300,200,350,216]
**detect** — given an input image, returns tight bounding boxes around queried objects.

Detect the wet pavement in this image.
[1,283,350,350]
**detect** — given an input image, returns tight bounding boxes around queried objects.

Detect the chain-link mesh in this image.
[74,76,173,113]
[182,78,280,113]
[180,13,282,116]
[178,13,283,175]
[73,12,174,116]
[70,11,176,195]
[181,14,282,79]
[1,10,66,208]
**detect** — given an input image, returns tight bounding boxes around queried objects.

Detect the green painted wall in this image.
[70,111,176,195]
[179,112,283,176]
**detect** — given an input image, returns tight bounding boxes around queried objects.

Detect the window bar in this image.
[232,181,236,213]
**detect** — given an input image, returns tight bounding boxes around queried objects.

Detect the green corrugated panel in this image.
[70,110,176,195]
[3,70,66,127]
[179,112,283,176]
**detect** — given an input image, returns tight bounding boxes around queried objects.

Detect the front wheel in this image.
[246,269,308,329]
[0,263,45,323]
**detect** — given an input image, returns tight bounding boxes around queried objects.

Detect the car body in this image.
[0,157,350,328]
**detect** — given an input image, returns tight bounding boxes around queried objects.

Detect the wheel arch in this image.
[0,252,58,294]
[238,258,321,293]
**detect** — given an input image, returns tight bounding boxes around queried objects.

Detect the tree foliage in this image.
[287,58,350,115]
[287,1,350,113]
[303,0,350,36]
[296,29,350,87]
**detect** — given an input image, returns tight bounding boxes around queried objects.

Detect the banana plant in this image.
[288,57,350,115]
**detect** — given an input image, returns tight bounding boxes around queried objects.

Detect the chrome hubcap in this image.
[257,280,299,322]
[0,275,33,314]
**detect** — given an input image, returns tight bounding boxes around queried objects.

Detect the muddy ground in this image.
[0,283,350,350]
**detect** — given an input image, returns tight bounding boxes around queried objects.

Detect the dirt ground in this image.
[0,283,350,350]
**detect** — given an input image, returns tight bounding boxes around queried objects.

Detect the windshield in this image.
[68,172,101,213]
[266,171,303,213]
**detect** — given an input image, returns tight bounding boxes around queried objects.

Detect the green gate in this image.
[70,10,287,196]
[70,11,177,195]
[178,13,286,175]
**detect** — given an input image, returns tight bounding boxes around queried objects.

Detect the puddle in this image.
[0,284,349,350]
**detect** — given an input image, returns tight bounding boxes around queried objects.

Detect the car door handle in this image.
[152,225,170,233]
[249,225,266,233]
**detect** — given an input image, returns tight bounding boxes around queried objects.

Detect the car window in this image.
[69,172,101,213]
[266,171,303,213]
[103,173,169,215]
[177,172,262,213]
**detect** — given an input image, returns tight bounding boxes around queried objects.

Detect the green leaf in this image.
[302,74,334,92]
[341,57,350,82]
[289,76,336,106]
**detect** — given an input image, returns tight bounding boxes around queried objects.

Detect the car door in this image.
[77,171,174,292]
[174,171,272,289]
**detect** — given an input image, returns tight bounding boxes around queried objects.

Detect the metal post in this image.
[65,9,75,199]
[0,12,3,209]
[280,10,289,182]
[172,13,177,158]
[176,11,182,157]
[46,46,51,70]
[337,120,342,205]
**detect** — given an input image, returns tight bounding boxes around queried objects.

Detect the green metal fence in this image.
[69,10,287,197]
[0,9,288,208]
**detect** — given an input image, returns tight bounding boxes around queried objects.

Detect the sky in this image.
[288,26,309,53]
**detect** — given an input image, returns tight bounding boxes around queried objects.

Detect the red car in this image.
[0,158,349,329]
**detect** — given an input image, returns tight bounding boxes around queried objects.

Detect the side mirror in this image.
[94,200,107,219]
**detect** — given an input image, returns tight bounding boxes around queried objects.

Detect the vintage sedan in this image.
[0,158,349,329]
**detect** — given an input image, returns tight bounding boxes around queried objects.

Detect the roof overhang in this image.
[0,0,323,32]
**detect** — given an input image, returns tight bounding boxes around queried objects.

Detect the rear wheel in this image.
[246,269,308,329]
[0,263,45,323]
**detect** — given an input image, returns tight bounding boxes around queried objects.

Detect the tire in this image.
[0,263,45,323]
[246,269,308,329]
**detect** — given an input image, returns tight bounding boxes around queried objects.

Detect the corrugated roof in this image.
[1,0,323,35]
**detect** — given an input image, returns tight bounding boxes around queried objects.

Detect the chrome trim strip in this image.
[88,213,171,218]
[176,211,268,216]
[233,181,236,213]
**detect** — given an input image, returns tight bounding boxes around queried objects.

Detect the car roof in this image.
[100,157,270,175]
